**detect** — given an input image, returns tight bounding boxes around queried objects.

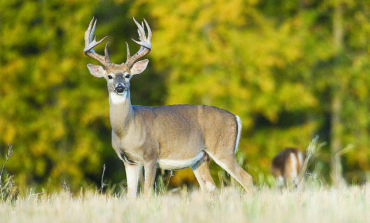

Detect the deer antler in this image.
[84,17,110,67]
[124,18,152,69]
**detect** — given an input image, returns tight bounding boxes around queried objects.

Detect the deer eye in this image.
[124,74,130,79]
[108,75,113,79]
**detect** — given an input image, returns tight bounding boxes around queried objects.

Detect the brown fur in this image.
[271,148,303,186]
[85,18,253,198]
[110,101,253,196]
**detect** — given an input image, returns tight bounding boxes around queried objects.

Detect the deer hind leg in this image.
[192,157,216,192]
[207,153,253,193]
[284,153,298,187]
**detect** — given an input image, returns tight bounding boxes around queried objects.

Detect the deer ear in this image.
[130,59,149,75]
[87,64,106,78]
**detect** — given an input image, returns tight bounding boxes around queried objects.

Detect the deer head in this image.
[84,17,152,95]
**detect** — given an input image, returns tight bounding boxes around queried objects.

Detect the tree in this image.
[0,0,368,191]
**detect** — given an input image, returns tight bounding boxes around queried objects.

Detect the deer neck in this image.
[109,91,134,136]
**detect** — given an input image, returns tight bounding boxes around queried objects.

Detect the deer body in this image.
[111,98,238,166]
[84,17,253,198]
[271,148,303,187]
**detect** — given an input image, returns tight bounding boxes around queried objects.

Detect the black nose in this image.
[115,84,125,93]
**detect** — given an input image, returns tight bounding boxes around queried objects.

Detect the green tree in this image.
[131,0,369,183]
[0,0,368,191]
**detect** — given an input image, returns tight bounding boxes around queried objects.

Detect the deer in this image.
[83,17,253,198]
[271,148,304,187]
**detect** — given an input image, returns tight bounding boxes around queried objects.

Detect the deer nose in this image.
[115,84,125,93]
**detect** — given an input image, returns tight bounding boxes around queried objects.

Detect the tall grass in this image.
[1,138,368,223]
[0,144,17,202]
[0,184,369,223]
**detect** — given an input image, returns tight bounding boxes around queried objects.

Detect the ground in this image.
[1,184,369,223]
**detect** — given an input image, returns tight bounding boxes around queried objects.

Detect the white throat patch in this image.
[109,91,128,104]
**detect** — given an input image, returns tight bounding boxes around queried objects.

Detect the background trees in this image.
[0,0,368,191]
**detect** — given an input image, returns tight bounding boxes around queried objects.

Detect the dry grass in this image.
[0,184,369,223]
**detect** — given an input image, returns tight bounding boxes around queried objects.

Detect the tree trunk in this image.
[330,0,344,186]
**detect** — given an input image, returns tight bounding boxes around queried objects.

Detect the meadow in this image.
[1,184,369,223]
[0,2,368,222]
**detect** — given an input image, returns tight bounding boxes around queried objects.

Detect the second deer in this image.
[271,148,303,187]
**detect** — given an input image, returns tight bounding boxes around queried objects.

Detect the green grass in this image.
[0,184,369,223]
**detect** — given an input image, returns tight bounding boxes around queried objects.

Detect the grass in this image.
[0,144,17,202]
[0,184,369,223]
[1,138,367,222]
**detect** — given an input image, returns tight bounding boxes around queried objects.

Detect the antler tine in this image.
[84,17,94,47]
[144,19,152,41]
[125,42,131,61]
[84,17,110,67]
[133,18,145,40]
[90,18,97,43]
[104,41,110,64]
[124,18,152,68]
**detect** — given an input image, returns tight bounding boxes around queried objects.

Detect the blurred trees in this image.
[134,0,369,184]
[0,0,368,191]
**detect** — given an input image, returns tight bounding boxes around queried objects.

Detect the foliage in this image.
[0,0,368,191]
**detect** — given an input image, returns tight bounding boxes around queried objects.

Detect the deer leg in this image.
[192,159,216,192]
[125,163,141,199]
[143,161,157,197]
[276,176,285,187]
[284,153,298,188]
[208,154,253,193]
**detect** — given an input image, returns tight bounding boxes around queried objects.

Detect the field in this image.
[1,184,369,223]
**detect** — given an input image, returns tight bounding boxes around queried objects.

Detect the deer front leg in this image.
[125,163,141,199]
[143,160,157,198]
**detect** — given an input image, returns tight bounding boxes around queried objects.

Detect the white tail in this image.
[234,116,242,154]
[271,148,303,187]
[84,18,253,198]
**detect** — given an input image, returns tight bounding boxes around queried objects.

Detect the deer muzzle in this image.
[114,74,128,94]
[115,83,125,93]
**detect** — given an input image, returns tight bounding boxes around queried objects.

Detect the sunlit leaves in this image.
[0,0,368,190]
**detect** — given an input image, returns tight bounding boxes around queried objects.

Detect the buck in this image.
[271,148,304,187]
[84,17,253,198]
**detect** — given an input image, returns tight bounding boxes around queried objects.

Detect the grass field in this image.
[1,184,369,223]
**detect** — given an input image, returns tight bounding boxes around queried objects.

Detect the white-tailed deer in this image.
[271,148,303,187]
[84,17,253,198]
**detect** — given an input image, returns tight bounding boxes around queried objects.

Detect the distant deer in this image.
[83,18,253,198]
[271,148,303,187]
